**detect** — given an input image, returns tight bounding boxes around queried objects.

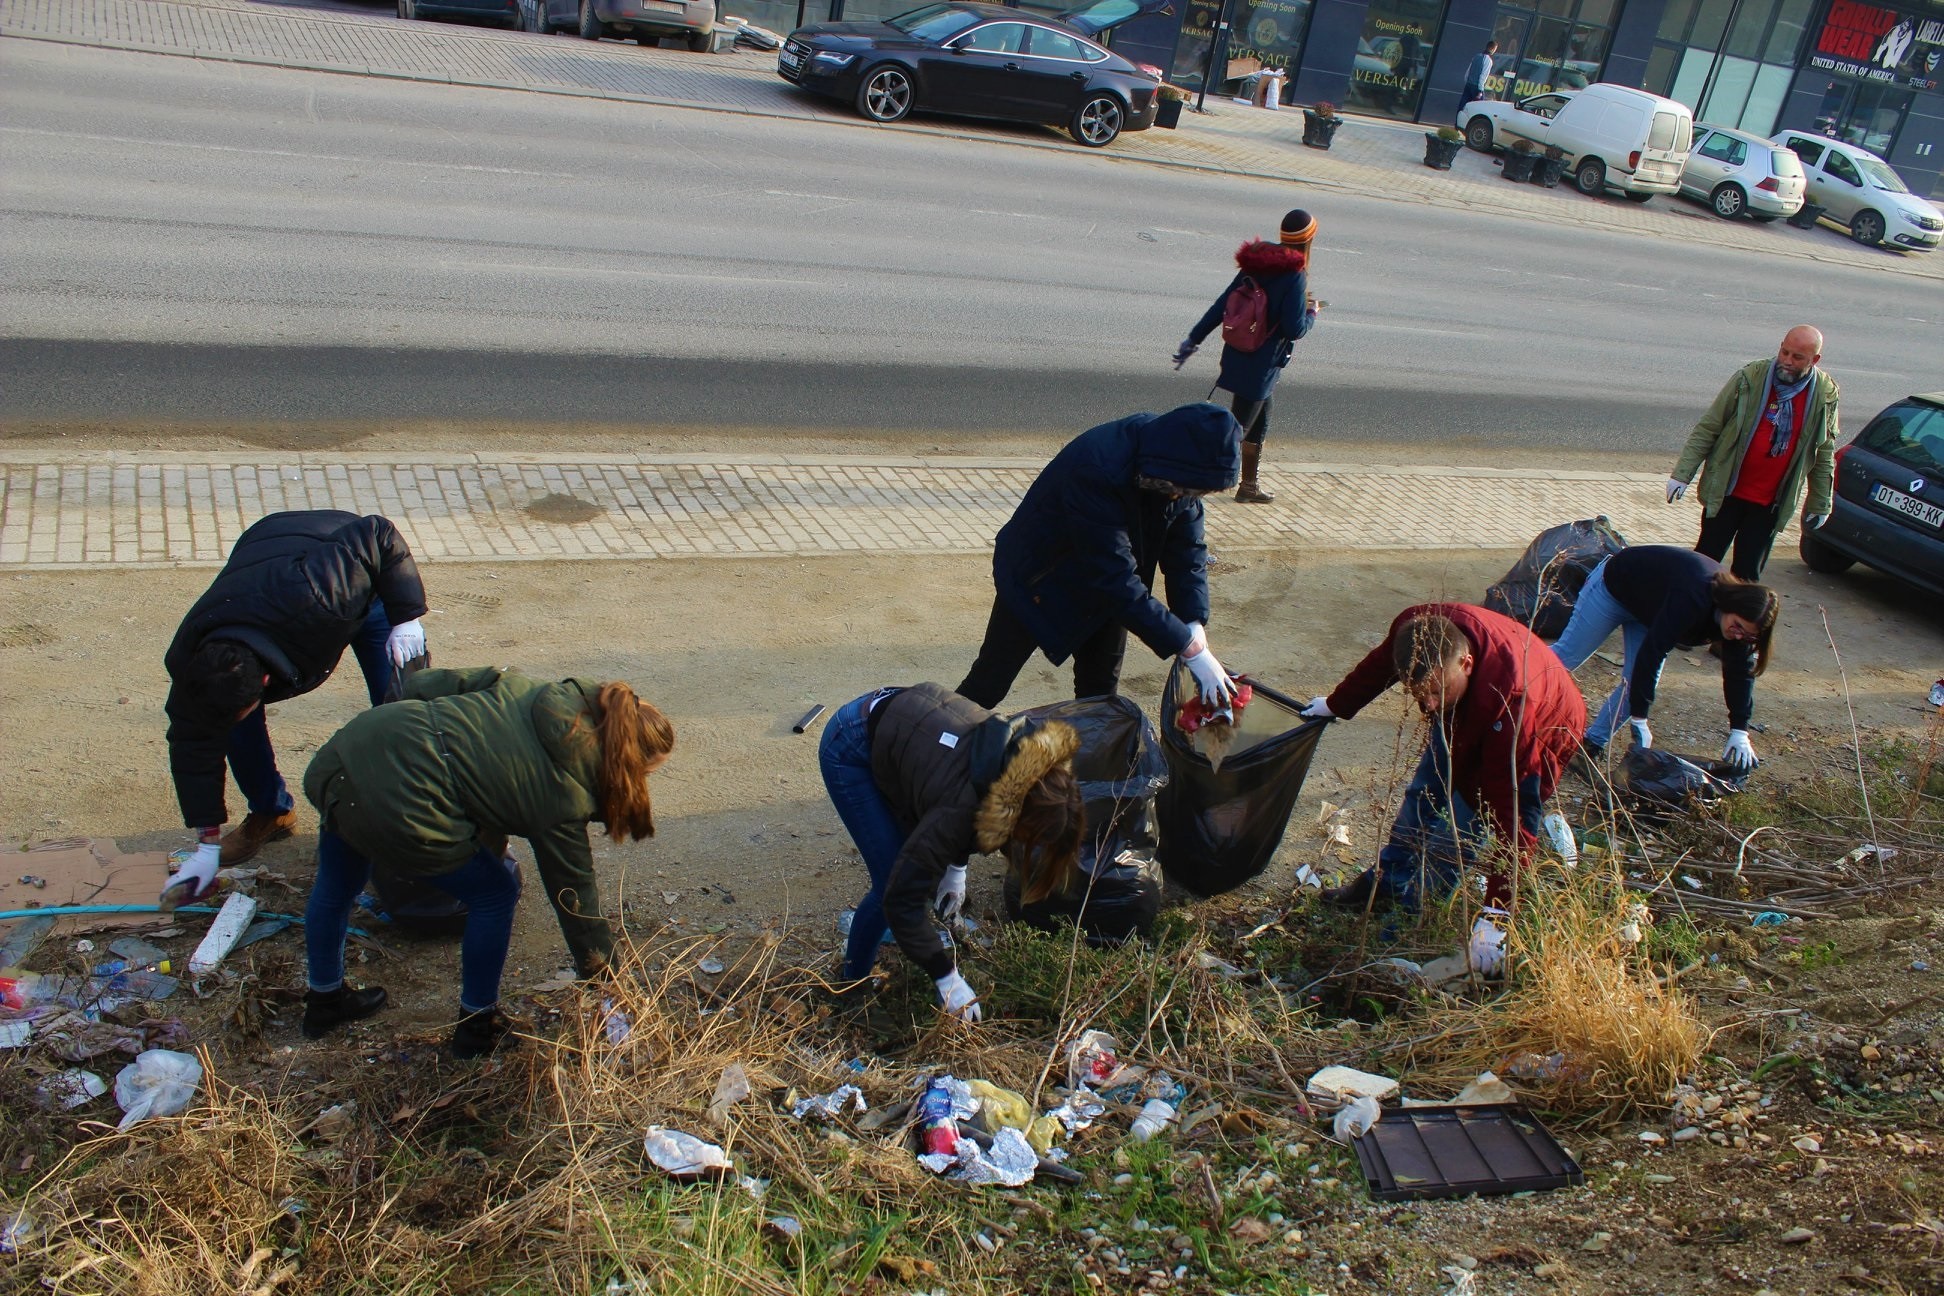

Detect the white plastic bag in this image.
[642,1125,732,1178]
[1331,1093,1381,1142]
[113,1049,203,1129]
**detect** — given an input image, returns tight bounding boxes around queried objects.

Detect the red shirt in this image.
[1731,386,1808,507]
[1325,604,1586,860]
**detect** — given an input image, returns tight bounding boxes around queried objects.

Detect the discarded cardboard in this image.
[0,840,175,930]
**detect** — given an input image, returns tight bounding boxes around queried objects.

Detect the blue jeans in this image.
[820,692,909,981]
[1377,725,1542,908]
[1548,561,1659,750]
[227,603,395,817]
[306,829,519,1014]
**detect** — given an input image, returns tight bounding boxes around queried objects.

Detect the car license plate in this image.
[780,49,802,69]
[1872,482,1944,529]
[644,1,683,11]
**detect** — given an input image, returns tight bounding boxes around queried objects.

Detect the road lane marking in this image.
[0,126,579,179]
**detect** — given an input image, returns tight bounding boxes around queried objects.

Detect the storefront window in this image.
[1343,0,1445,118]
[1169,0,1313,92]
[1484,0,1613,98]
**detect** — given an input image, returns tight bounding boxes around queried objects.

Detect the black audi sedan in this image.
[779,0,1170,147]
[1800,393,1944,597]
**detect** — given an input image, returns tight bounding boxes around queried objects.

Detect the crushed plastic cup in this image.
[1332,1093,1381,1141]
[1129,1098,1176,1143]
[1066,1030,1120,1090]
[1541,812,1579,867]
[643,1126,733,1178]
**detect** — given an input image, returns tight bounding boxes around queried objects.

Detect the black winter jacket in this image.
[1600,546,1757,729]
[869,684,1079,979]
[164,511,428,828]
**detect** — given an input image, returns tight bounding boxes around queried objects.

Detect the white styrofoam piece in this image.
[188,892,259,975]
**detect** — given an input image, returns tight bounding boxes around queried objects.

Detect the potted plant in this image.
[1154,83,1188,130]
[1301,101,1342,149]
[1423,124,1463,170]
[1532,143,1567,187]
[1503,136,1539,183]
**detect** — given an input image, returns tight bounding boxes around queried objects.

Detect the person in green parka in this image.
[298,667,675,1058]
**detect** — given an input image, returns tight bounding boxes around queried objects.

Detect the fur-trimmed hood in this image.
[1234,239,1307,276]
[973,719,1079,853]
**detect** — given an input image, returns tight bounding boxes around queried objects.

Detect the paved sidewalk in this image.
[5,0,1937,282]
[0,451,1691,569]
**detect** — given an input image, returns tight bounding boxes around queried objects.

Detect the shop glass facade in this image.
[1171,0,1315,92]
[1644,0,1815,132]
[1482,0,1618,97]
[1344,0,1447,117]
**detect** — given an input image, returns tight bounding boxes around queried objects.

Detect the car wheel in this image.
[1574,156,1606,196]
[1464,117,1492,151]
[578,0,601,38]
[1710,183,1746,219]
[1071,93,1124,147]
[686,28,712,51]
[855,64,914,123]
[525,0,550,32]
[1799,527,1855,574]
[397,0,415,16]
[1850,208,1886,246]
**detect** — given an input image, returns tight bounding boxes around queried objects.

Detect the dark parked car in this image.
[399,0,520,27]
[517,0,715,48]
[778,0,1170,147]
[1800,393,1944,596]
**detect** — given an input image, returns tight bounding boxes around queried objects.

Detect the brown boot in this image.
[219,808,297,864]
[1235,442,1275,503]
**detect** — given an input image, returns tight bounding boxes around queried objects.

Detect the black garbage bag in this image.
[1003,694,1168,943]
[1620,746,1748,812]
[1483,517,1627,641]
[1155,669,1327,897]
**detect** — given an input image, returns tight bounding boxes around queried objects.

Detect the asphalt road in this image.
[1,37,1937,450]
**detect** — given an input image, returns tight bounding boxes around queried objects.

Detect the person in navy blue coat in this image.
[1174,209,1322,504]
[957,402,1243,711]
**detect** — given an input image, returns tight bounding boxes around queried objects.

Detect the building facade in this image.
[1098,0,1944,194]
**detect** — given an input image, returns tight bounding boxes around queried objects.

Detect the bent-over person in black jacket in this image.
[160,510,430,904]
[819,683,1085,1022]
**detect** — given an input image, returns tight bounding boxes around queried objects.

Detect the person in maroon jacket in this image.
[1299,604,1585,912]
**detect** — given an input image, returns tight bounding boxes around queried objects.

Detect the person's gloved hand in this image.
[1628,717,1653,749]
[1722,728,1758,770]
[934,970,982,1023]
[1300,696,1335,721]
[385,618,427,669]
[1171,339,1197,370]
[160,841,221,908]
[1665,478,1690,504]
[1468,907,1511,976]
[1180,624,1237,708]
[1803,513,1827,530]
[933,864,967,924]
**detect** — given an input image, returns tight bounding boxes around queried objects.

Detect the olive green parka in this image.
[303,667,617,975]
[1672,358,1841,522]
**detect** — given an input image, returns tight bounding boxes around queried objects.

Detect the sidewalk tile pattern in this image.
[0,455,1691,568]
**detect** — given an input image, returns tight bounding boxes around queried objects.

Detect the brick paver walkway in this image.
[0,452,1689,569]
[4,0,1937,282]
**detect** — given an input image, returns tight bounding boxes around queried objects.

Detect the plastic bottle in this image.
[1130,1098,1176,1143]
[92,959,172,978]
[916,1080,960,1156]
[1540,812,1579,867]
[0,970,84,1011]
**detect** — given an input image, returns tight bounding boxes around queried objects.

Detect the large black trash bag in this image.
[1003,694,1168,943]
[1483,517,1627,641]
[1620,746,1749,812]
[1155,669,1328,897]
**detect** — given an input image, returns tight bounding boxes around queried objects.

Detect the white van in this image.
[1461,83,1695,201]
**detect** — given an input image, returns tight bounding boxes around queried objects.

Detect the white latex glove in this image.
[1468,907,1510,976]
[385,618,427,669]
[1722,728,1758,770]
[933,864,967,923]
[162,841,221,907]
[1628,718,1653,750]
[934,970,982,1023]
[1665,478,1689,504]
[1180,624,1237,707]
[1171,339,1198,370]
[1300,696,1335,720]
[1803,513,1827,530]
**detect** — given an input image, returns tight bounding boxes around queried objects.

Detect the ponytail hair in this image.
[1007,764,1084,906]
[1708,572,1780,677]
[593,682,675,842]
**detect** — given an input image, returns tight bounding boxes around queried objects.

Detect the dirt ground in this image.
[3,529,1943,1295]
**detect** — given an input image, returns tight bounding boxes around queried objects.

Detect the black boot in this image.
[1319,868,1386,911]
[302,985,388,1040]
[451,1006,513,1060]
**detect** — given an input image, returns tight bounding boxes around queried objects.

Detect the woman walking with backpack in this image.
[1172,209,1323,503]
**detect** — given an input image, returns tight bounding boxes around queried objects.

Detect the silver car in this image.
[1775,132,1944,251]
[1678,125,1804,221]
